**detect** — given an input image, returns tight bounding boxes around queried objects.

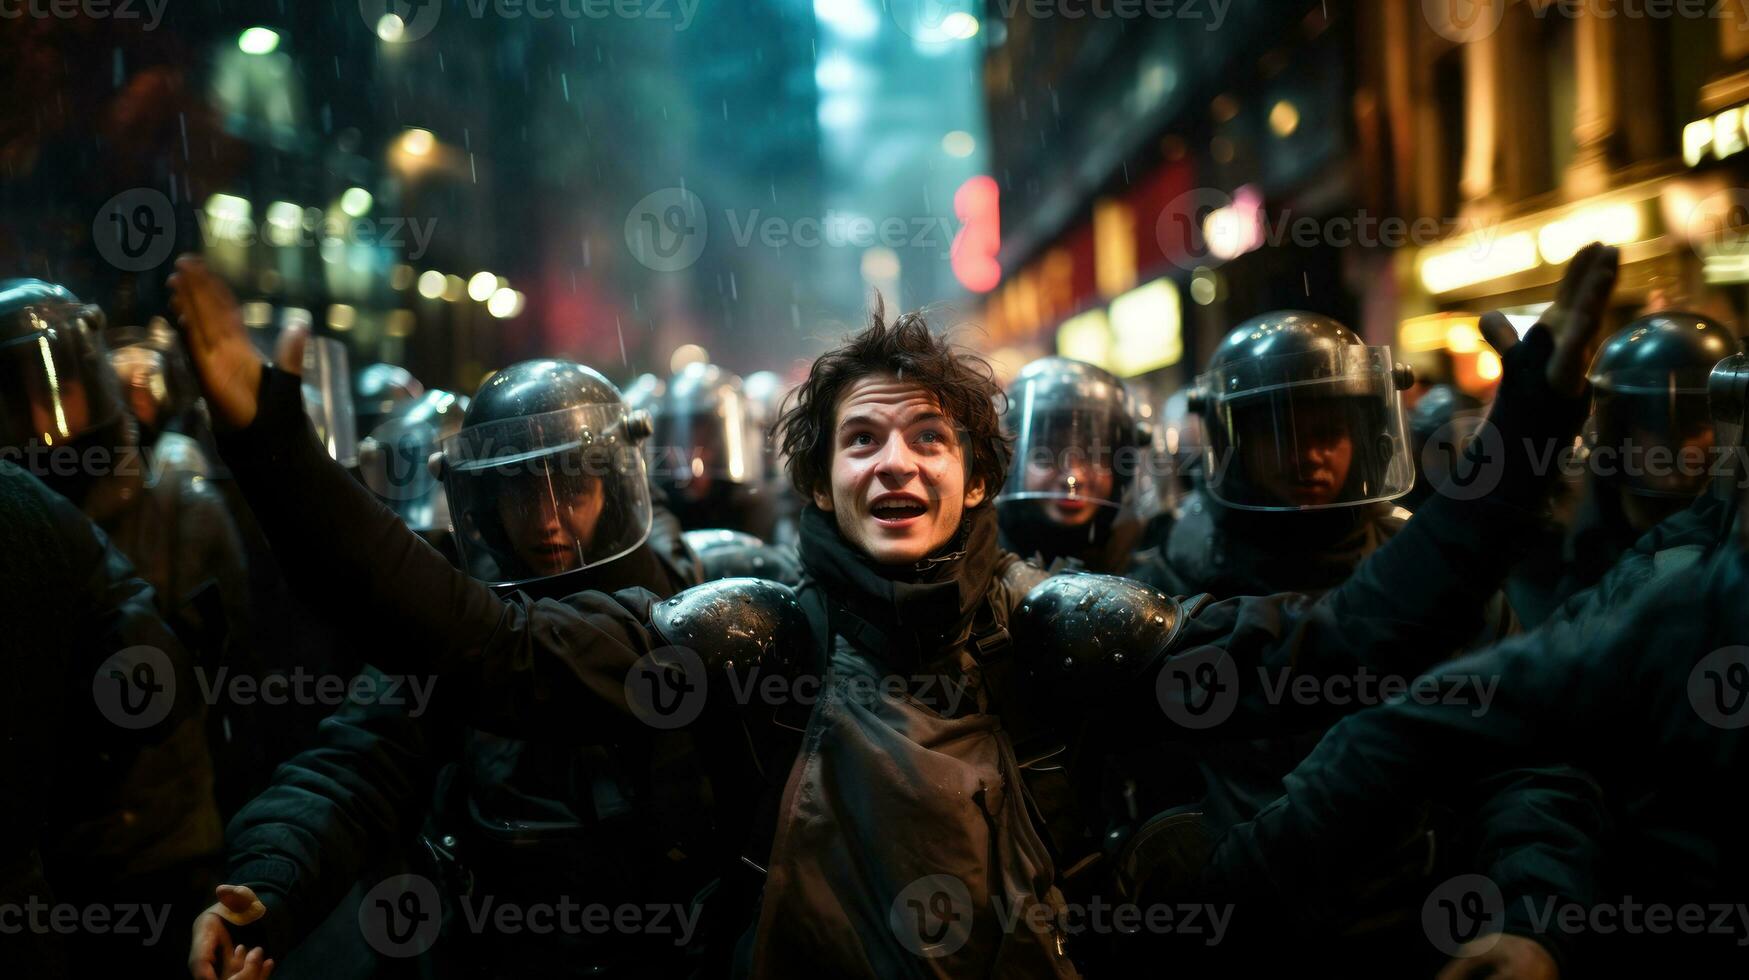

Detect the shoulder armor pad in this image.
[1011,573,1186,692]
[683,529,804,586]
[650,577,811,676]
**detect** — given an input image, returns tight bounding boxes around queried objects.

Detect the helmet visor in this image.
[0,300,121,451]
[441,404,652,586]
[1200,345,1413,511]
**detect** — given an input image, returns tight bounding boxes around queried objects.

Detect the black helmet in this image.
[653,362,762,502]
[0,280,121,450]
[1405,384,1486,510]
[997,357,1150,514]
[1192,311,1415,511]
[355,362,425,438]
[1588,312,1736,498]
[437,359,655,587]
[358,388,470,533]
[0,280,133,504]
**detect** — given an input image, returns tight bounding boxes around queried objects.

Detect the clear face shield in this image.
[440,403,653,587]
[1199,345,1414,511]
[653,384,762,503]
[1590,369,1717,499]
[999,405,1145,528]
[357,391,468,532]
[0,297,122,452]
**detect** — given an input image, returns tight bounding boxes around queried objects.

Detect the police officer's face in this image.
[1242,399,1354,508]
[817,375,985,565]
[1023,448,1115,526]
[496,477,607,577]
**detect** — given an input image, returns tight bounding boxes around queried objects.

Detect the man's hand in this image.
[1479,241,1619,397]
[189,884,271,980]
[1435,932,1559,980]
[167,255,302,431]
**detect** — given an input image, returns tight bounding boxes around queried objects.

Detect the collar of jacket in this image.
[797,502,1000,664]
[1173,490,1396,596]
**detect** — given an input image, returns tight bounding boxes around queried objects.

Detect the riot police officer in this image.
[1507,311,1735,626]
[353,361,424,442]
[356,387,469,556]
[1138,311,1417,599]
[650,361,779,538]
[996,357,1153,573]
[191,356,713,978]
[0,279,231,975]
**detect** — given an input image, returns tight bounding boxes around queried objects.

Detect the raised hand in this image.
[167,255,304,430]
[1478,241,1619,397]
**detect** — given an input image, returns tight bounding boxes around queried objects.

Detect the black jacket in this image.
[1203,491,1744,973]
[0,463,198,979]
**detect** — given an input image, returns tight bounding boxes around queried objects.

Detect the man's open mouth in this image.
[870,496,928,524]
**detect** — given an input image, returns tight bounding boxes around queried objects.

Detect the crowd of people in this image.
[4,240,1748,979]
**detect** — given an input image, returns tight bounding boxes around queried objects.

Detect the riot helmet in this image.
[0,279,128,502]
[105,318,199,440]
[1405,383,1485,510]
[358,388,469,533]
[355,362,425,438]
[1587,312,1734,499]
[997,357,1150,522]
[437,359,654,587]
[652,362,762,504]
[1192,311,1414,511]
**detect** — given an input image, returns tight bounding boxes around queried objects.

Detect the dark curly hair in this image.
[776,301,1010,505]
